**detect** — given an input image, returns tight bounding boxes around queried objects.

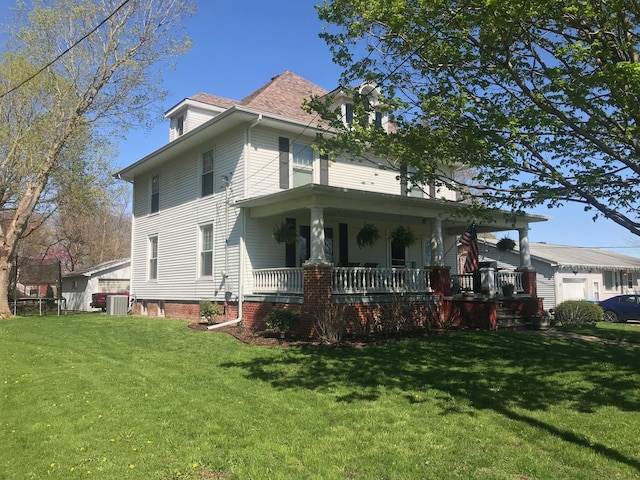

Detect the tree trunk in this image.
[0,257,13,317]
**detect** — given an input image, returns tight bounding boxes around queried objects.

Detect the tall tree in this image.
[0,0,194,316]
[312,0,640,235]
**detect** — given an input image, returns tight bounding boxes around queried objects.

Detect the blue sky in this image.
[4,1,640,257]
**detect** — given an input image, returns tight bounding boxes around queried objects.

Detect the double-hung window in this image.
[202,149,214,197]
[150,175,159,213]
[292,143,313,187]
[200,224,213,277]
[148,236,158,280]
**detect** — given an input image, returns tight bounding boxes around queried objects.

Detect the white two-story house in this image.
[116,71,547,333]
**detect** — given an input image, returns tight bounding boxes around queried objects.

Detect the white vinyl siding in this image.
[130,129,244,302]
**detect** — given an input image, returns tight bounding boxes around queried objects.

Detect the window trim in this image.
[291,142,314,187]
[148,235,158,280]
[199,223,214,278]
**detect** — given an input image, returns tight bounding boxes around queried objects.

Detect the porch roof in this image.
[234,184,548,235]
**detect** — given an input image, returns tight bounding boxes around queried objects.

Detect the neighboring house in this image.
[115,70,548,332]
[61,258,130,311]
[478,239,640,310]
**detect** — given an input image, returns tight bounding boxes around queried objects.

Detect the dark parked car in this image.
[597,295,640,322]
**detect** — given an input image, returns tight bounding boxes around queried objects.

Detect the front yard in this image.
[1,315,639,479]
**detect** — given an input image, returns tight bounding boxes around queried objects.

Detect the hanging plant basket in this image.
[389,225,417,248]
[272,221,296,244]
[496,236,516,252]
[356,223,380,249]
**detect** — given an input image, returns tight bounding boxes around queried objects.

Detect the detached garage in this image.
[61,259,130,311]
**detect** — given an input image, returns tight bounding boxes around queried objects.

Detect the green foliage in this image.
[388,225,417,248]
[554,300,604,325]
[312,0,640,237]
[356,222,380,248]
[199,301,222,324]
[272,221,297,244]
[264,307,301,335]
[496,236,516,252]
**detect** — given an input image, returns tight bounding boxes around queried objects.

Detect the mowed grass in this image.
[1,315,639,479]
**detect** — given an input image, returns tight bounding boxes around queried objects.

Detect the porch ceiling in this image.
[234,184,548,234]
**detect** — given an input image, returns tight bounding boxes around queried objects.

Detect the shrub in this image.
[314,304,346,344]
[264,308,301,336]
[200,301,222,325]
[553,300,603,325]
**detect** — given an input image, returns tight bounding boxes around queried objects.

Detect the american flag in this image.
[460,222,478,273]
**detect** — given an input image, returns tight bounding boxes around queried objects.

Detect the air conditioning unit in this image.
[106,295,129,316]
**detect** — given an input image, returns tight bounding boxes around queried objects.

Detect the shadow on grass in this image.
[221,331,640,471]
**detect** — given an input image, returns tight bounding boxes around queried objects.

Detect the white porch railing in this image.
[251,267,432,295]
[451,270,524,294]
[252,268,304,294]
[332,267,431,294]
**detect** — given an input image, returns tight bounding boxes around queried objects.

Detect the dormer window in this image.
[341,84,386,130]
[176,115,184,136]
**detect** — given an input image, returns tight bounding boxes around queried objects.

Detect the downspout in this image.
[207,115,260,330]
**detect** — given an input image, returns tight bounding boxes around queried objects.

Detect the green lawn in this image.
[559,321,640,344]
[1,315,639,479]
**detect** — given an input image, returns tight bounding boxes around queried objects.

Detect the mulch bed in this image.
[187,321,452,348]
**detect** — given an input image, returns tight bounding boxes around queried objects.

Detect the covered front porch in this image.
[235,184,547,334]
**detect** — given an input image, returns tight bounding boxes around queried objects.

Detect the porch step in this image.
[496,306,528,329]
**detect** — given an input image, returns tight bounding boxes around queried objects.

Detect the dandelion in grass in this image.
[192,462,198,468]
[129,464,135,469]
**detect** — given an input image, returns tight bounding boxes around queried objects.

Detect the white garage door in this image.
[561,278,586,301]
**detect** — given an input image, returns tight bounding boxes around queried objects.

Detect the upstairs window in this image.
[202,149,214,197]
[150,175,159,213]
[200,224,213,277]
[292,143,313,187]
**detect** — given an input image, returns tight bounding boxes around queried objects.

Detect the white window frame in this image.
[148,235,158,280]
[292,143,314,187]
[199,223,214,278]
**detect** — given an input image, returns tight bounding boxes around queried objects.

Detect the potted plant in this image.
[272,221,296,244]
[356,223,380,249]
[388,225,417,248]
[496,236,516,252]
[502,283,515,297]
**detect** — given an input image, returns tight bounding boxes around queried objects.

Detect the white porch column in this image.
[431,218,444,266]
[518,226,532,270]
[308,206,330,265]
